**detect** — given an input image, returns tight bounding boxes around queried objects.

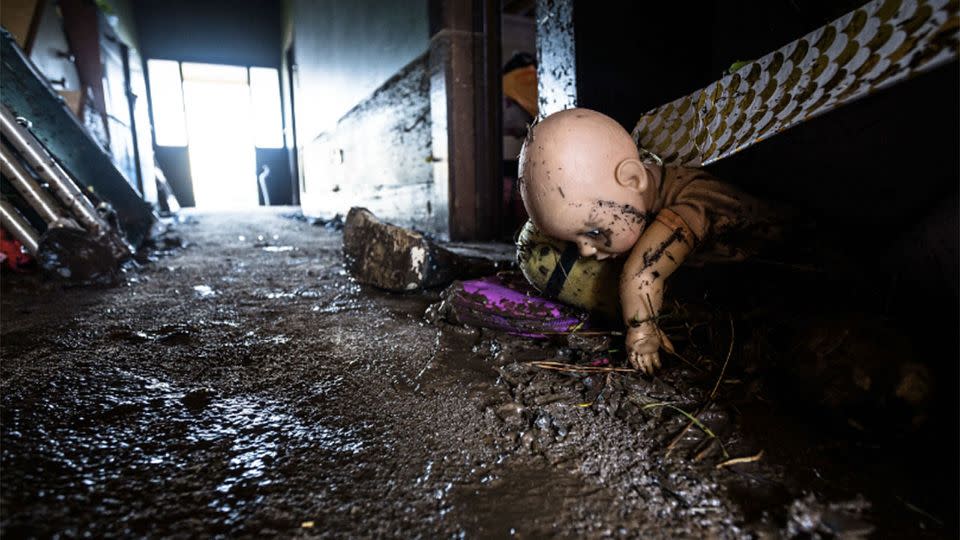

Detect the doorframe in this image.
[283,44,301,206]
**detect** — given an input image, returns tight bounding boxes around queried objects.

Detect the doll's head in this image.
[519,108,656,259]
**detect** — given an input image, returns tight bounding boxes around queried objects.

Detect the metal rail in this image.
[0,105,113,239]
[0,143,68,227]
[0,198,40,254]
[0,104,131,259]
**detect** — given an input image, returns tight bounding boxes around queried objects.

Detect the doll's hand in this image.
[626,322,662,375]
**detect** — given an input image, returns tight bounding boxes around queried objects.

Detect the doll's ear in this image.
[615,159,649,193]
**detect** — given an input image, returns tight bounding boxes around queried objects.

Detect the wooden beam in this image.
[428,0,503,241]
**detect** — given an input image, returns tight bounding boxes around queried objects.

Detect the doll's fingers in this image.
[632,353,650,374]
[640,353,656,375]
[645,353,660,373]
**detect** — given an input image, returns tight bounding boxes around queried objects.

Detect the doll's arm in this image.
[620,208,696,374]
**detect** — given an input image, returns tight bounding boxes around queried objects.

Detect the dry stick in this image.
[662,344,705,373]
[646,295,706,457]
[641,295,703,372]
[637,292,677,373]
[666,315,735,459]
[715,449,764,469]
[664,404,707,458]
[693,427,732,462]
[529,360,637,374]
[896,496,944,526]
[709,315,736,401]
[536,330,623,336]
[693,438,720,462]
[641,402,727,458]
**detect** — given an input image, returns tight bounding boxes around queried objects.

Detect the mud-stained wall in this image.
[535,0,577,116]
[300,53,443,234]
[286,0,432,221]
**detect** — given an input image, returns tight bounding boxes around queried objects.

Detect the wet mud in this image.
[1,208,956,537]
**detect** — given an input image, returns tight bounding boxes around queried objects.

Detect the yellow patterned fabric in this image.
[633,0,959,166]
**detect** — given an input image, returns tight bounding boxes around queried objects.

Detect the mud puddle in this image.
[448,457,618,537]
[1,209,956,538]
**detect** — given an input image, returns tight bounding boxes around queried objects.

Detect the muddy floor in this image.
[1,208,956,538]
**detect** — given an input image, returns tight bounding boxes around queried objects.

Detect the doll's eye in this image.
[583,229,602,239]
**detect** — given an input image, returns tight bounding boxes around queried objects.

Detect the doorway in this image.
[180,62,257,209]
[146,59,286,210]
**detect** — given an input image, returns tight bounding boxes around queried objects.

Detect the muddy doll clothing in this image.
[650,164,783,264]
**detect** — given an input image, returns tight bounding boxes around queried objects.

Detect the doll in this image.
[518,108,779,374]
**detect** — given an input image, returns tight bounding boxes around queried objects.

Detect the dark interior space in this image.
[574,1,871,129]
[1,0,957,537]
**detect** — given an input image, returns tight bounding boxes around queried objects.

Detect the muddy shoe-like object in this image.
[343,207,455,291]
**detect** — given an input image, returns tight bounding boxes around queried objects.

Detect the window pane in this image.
[249,67,284,148]
[146,59,187,146]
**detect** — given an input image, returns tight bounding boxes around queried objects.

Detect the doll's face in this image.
[525,185,648,259]
[519,108,652,259]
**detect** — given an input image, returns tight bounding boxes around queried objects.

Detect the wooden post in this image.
[428,0,502,241]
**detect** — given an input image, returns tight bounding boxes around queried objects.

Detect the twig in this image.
[536,330,623,336]
[642,402,719,439]
[529,360,637,374]
[709,315,735,401]
[644,402,731,459]
[661,344,705,373]
[896,496,944,526]
[715,449,764,469]
[665,405,707,457]
[693,438,720,462]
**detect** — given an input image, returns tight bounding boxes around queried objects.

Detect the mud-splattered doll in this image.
[518,108,779,374]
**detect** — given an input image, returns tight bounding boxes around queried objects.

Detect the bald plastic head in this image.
[519,108,651,249]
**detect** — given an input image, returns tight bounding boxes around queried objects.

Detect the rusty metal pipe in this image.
[0,105,109,237]
[0,198,40,254]
[0,143,66,226]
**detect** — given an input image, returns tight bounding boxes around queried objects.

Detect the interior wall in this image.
[302,54,439,232]
[288,0,431,218]
[133,0,290,206]
[287,0,430,143]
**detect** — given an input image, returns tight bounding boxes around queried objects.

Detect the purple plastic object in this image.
[443,275,588,338]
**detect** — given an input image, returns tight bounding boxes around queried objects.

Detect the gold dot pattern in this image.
[631,0,959,167]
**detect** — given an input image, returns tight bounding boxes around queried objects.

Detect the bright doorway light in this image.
[249,67,284,149]
[147,60,285,209]
[146,59,188,146]
[181,62,258,210]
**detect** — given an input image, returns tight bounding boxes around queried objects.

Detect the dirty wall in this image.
[300,54,442,234]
